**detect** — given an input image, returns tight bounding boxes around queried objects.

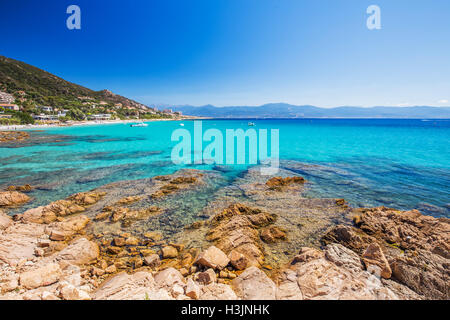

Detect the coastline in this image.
[0,169,448,300]
[0,116,204,131]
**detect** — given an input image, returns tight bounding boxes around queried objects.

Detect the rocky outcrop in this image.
[19,191,105,224]
[6,184,33,192]
[205,204,277,268]
[232,266,277,300]
[265,176,306,191]
[0,191,30,207]
[322,207,449,300]
[0,210,12,230]
[54,238,99,265]
[279,244,401,300]
[194,246,230,270]
[19,263,62,289]
[0,131,29,143]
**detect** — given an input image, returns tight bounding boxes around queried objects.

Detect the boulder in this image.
[232,266,276,300]
[0,191,30,207]
[161,246,178,259]
[362,243,392,279]
[195,246,230,270]
[59,282,91,300]
[260,226,287,243]
[154,268,185,289]
[200,283,238,300]
[0,210,12,230]
[92,271,171,300]
[228,250,248,270]
[196,268,217,285]
[185,278,200,299]
[144,254,161,268]
[19,263,62,289]
[54,238,99,265]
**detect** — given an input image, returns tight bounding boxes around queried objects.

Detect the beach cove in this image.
[0,118,449,300]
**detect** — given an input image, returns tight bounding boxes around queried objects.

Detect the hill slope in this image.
[0,55,149,110]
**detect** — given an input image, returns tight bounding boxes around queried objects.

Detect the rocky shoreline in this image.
[0,170,448,300]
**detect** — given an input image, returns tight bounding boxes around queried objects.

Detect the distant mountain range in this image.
[164,103,450,119]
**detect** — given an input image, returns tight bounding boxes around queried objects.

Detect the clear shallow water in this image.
[1,119,449,217]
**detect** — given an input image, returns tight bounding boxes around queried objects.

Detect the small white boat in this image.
[130,122,148,127]
[248,122,255,126]
[180,123,185,127]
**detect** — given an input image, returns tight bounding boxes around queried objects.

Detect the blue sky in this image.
[1,0,449,107]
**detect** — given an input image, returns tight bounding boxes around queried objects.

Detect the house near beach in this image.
[32,114,58,121]
[0,104,20,111]
[88,114,112,121]
[39,106,53,112]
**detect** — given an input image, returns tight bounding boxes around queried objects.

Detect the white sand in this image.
[0,118,194,131]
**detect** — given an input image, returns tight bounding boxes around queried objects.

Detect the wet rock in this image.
[362,243,392,279]
[0,191,30,207]
[143,254,161,269]
[260,226,287,243]
[19,263,62,289]
[125,237,139,246]
[228,250,248,270]
[161,246,178,259]
[265,176,305,190]
[105,265,117,274]
[195,246,230,270]
[6,184,33,193]
[113,238,126,247]
[232,266,276,300]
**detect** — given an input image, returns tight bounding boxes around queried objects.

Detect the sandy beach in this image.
[0,117,203,131]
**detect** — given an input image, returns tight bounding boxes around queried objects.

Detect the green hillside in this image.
[0,55,171,124]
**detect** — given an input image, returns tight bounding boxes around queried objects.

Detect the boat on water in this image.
[248,122,255,126]
[130,122,148,127]
[180,123,185,127]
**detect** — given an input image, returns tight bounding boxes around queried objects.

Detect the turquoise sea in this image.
[1,119,449,218]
